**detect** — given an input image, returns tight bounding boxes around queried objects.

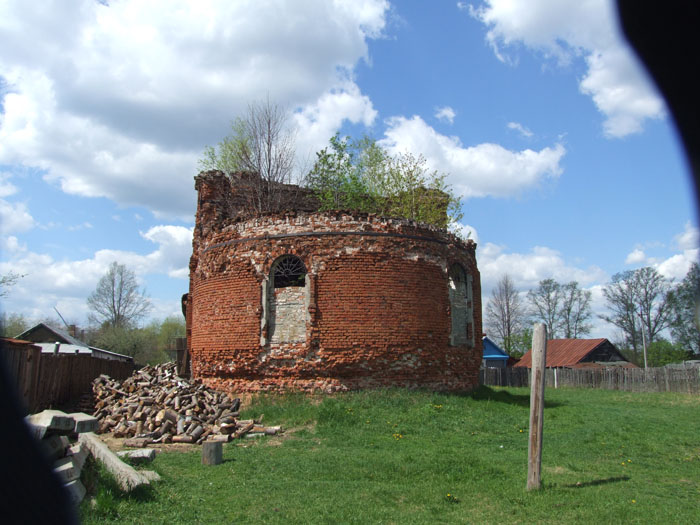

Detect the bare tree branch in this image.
[87,262,151,328]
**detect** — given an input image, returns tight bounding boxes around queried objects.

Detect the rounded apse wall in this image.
[188,212,482,393]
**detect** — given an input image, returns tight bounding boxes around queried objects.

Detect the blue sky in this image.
[0,0,696,341]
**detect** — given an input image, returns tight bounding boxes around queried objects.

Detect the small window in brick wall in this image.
[448,264,474,347]
[267,255,308,344]
[272,255,307,288]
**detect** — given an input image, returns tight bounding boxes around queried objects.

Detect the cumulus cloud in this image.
[478,243,607,292]
[0,224,193,322]
[0,0,389,218]
[0,199,35,235]
[621,223,698,280]
[293,83,378,168]
[625,248,646,265]
[674,221,699,251]
[507,121,533,138]
[380,115,565,198]
[434,106,456,124]
[470,0,664,138]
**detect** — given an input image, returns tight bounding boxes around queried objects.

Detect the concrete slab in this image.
[117,448,156,464]
[42,434,70,461]
[67,443,89,471]
[67,412,99,434]
[53,456,80,483]
[64,479,86,506]
[26,410,74,438]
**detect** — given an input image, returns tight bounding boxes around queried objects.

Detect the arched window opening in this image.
[449,264,474,347]
[273,256,306,288]
[266,255,308,344]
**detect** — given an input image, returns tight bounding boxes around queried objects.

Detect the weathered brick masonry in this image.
[188,171,483,392]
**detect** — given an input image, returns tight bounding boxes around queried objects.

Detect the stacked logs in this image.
[91,362,280,446]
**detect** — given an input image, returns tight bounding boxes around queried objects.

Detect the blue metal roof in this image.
[482,336,509,361]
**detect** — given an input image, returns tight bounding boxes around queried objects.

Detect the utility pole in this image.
[639,309,648,369]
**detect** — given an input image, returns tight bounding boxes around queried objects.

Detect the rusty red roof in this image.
[514,338,610,368]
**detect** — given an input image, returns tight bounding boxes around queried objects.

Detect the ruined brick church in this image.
[185,171,483,392]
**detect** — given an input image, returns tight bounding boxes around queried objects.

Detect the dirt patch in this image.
[545,465,574,475]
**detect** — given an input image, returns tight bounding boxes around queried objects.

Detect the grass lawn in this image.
[80,386,700,524]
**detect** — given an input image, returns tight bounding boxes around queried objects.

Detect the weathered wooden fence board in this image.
[480,366,700,394]
[1,346,135,413]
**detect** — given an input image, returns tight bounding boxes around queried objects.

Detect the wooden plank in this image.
[527,324,547,492]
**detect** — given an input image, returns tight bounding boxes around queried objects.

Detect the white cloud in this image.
[674,221,699,251]
[507,121,533,138]
[621,223,698,280]
[435,106,456,124]
[470,0,664,138]
[380,115,565,198]
[0,172,18,198]
[293,83,378,170]
[625,248,646,265]
[0,0,389,218]
[478,243,607,292]
[0,198,35,235]
[0,224,193,322]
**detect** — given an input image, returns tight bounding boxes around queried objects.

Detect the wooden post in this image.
[527,323,547,491]
[202,441,223,465]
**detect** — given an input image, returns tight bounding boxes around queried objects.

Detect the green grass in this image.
[79,387,700,524]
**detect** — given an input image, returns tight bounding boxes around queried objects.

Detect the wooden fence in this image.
[480,366,700,394]
[1,343,135,414]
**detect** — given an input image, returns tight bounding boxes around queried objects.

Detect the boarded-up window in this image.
[268,255,307,344]
[449,264,474,347]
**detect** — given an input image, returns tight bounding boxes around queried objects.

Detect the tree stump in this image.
[202,441,223,465]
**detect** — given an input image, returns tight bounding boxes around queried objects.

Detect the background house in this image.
[482,336,510,368]
[16,323,134,363]
[514,338,636,369]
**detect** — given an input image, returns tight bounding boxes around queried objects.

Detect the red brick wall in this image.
[189,175,483,393]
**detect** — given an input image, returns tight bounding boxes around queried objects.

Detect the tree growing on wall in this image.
[87,262,151,329]
[306,134,463,229]
[199,98,297,213]
[485,274,527,355]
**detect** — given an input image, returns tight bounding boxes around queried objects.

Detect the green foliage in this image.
[156,315,186,354]
[199,118,249,176]
[80,388,700,524]
[503,327,532,358]
[0,312,30,337]
[646,339,692,367]
[91,316,182,365]
[306,134,463,229]
[669,262,700,355]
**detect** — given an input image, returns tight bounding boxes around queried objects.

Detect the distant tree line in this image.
[485,263,699,367]
[0,262,184,366]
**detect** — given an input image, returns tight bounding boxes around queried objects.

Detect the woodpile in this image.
[92,362,280,446]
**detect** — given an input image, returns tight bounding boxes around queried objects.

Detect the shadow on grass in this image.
[468,386,564,408]
[565,476,630,488]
